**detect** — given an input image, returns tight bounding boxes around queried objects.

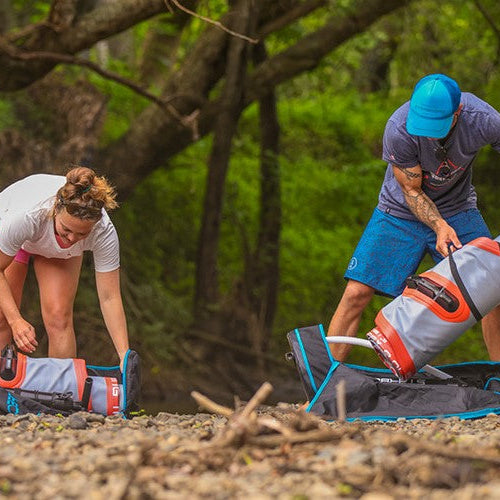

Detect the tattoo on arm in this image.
[392,164,444,230]
[404,191,442,230]
[394,165,422,181]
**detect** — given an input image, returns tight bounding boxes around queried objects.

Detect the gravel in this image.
[1,405,500,499]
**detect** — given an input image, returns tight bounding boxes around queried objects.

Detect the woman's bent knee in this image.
[42,309,73,334]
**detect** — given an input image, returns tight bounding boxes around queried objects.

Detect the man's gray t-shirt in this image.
[378,92,500,220]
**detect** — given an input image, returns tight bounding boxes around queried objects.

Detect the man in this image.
[328,73,500,361]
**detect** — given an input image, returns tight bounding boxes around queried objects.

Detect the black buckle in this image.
[405,275,459,312]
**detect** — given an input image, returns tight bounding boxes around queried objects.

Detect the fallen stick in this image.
[246,428,343,448]
[239,382,273,418]
[191,391,233,417]
[390,434,500,465]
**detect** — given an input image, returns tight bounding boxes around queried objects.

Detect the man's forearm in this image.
[403,189,444,231]
[393,165,444,230]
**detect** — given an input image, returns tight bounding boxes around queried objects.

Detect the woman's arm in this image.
[392,164,462,257]
[0,250,37,352]
[95,268,129,367]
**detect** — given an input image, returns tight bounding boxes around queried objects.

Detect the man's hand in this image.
[392,164,462,257]
[434,219,462,258]
[11,318,38,354]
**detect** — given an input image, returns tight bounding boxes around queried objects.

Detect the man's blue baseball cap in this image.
[406,74,461,138]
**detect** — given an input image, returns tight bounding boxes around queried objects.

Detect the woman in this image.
[0,166,129,367]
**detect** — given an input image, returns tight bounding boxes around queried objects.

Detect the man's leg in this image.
[326,209,427,361]
[327,280,375,361]
[481,304,500,361]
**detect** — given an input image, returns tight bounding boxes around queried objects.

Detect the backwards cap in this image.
[406,74,461,138]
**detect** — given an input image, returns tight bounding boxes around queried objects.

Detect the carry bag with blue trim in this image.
[0,346,141,417]
[287,325,500,421]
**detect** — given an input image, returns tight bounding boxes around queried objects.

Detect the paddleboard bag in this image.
[287,324,500,420]
[366,236,500,380]
[0,346,141,418]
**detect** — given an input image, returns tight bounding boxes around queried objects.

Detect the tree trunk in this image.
[193,0,254,323]
[242,41,281,368]
[353,19,400,93]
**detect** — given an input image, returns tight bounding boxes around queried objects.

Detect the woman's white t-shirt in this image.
[0,174,120,272]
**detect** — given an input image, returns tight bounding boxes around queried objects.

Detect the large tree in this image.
[0,0,413,190]
[0,0,416,376]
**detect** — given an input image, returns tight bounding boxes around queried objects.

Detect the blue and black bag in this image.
[0,347,141,418]
[287,325,500,421]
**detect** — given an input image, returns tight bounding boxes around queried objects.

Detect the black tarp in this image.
[287,325,500,421]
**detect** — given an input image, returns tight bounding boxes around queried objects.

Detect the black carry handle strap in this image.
[447,243,482,322]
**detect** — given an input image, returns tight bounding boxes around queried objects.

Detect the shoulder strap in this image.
[448,244,482,322]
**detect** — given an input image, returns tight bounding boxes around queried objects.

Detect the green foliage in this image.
[115,142,207,296]
[271,93,389,339]
[388,0,500,91]
[116,87,395,362]
[11,0,49,26]
[176,0,228,60]
[124,280,191,366]
[86,68,149,145]
[116,76,498,366]
[0,99,20,129]
[6,0,500,371]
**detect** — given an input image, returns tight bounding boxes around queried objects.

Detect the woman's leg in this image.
[33,255,83,358]
[0,261,29,350]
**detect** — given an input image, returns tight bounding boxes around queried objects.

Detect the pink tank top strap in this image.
[14,249,32,265]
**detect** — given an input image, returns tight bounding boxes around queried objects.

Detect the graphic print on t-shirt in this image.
[423,159,465,190]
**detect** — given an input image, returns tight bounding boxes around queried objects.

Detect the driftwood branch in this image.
[191,391,234,417]
[336,379,346,422]
[191,382,343,449]
[246,428,340,448]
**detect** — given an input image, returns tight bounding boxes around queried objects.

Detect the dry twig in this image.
[191,391,233,417]
[390,434,500,465]
[165,0,259,44]
[191,382,344,449]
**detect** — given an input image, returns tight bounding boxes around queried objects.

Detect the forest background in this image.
[1,0,500,408]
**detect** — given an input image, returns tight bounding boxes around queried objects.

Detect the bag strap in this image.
[448,244,482,322]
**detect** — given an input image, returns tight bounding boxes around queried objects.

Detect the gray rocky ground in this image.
[1,403,500,499]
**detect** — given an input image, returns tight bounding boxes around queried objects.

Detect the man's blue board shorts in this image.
[344,207,491,298]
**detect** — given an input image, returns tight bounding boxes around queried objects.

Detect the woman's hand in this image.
[119,351,126,372]
[11,318,38,354]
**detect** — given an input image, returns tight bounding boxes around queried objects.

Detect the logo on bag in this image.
[6,393,19,414]
[348,258,357,270]
[111,379,120,414]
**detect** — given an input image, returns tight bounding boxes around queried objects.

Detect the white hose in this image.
[325,335,453,380]
[326,336,372,349]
